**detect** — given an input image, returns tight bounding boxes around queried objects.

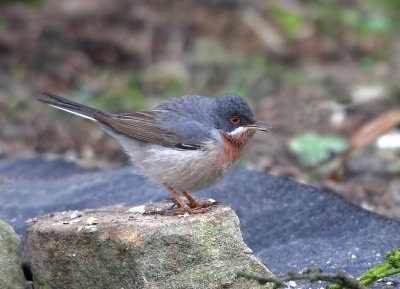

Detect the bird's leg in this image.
[167,187,216,215]
[167,187,190,211]
[181,191,198,208]
[182,190,220,209]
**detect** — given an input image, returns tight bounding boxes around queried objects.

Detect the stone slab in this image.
[23,203,273,289]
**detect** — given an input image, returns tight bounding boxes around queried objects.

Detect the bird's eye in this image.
[229,115,240,125]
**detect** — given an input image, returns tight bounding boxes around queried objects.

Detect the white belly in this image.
[114,135,233,192]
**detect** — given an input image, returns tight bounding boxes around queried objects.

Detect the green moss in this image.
[328,247,400,289]
[34,275,52,289]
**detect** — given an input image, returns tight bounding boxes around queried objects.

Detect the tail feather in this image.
[38,92,109,121]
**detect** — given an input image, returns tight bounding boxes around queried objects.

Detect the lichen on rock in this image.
[0,220,26,289]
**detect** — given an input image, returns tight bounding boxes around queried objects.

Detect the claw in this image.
[167,187,220,215]
[172,206,212,216]
[189,201,220,209]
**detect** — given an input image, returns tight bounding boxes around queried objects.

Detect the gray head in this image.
[213,94,270,133]
[154,93,270,134]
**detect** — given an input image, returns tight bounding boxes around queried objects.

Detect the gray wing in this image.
[95,110,211,150]
[38,92,211,150]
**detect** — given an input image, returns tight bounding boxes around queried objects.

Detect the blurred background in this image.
[1,0,400,221]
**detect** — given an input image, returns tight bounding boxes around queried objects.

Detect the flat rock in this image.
[23,203,273,289]
[0,220,27,289]
[1,158,400,288]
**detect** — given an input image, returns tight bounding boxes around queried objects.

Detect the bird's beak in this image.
[244,122,272,132]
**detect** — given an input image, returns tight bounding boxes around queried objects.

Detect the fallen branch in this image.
[239,247,400,289]
[328,110,400,181]
[238,267,367,289]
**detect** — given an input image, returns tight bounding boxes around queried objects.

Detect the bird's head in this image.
[213,94,271,143]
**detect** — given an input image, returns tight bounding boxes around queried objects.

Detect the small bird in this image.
[38,92,270,214]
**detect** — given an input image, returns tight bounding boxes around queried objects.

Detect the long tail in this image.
[37,92,110,121]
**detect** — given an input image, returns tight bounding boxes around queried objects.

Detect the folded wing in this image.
[38,92,208,150]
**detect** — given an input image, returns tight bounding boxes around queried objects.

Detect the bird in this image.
[37,92,271,214]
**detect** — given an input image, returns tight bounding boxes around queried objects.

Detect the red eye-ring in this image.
[229,115,240,125]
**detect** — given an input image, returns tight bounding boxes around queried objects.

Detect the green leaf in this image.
[288,133,348,166]
[270,4,304,38]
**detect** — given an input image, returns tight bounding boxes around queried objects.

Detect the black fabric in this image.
[1,158,399,288]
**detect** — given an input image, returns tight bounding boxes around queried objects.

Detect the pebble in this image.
[129,205,146,214]
[70,210,82,219]
[86,217,98,225]
[26,217,38,224]
[84,225,98,233]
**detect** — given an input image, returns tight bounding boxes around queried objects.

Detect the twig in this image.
[238,267,367,289]
[239,247,400,289]
[327,110,400,181]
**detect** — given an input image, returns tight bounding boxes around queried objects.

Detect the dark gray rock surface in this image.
[1,158,399,288]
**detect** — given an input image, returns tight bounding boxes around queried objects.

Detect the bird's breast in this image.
[220,129,256,163]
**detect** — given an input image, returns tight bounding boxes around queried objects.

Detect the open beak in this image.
[244,122,272,132]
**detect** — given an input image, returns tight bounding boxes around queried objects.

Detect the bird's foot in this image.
[181,190,220,209]
[187,200,220,209]
[167,187,220,215]
[172,204,213,216]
